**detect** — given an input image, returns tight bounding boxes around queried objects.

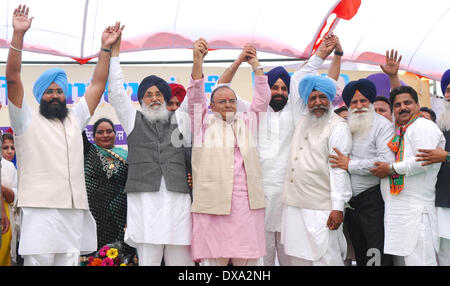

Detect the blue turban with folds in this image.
[32,68,68,103]
[342,78,377,107]
[137,75,171,105]
[298,74,336,103]
[266,66,290,91]
[441,69,450,96]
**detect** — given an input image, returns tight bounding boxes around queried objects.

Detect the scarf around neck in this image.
[387,111,423,195]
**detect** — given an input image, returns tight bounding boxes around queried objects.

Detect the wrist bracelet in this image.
[101,47,112,53]
[9,44,22,52]
[334,50,344,56]
[253,65,263,71]
[446,152,450,162]
[391,163,398,175]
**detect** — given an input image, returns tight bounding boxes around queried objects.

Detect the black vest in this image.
[124,111,191,194]
[436,130,450,207]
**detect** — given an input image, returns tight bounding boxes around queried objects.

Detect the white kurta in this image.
[281,121,352,262]
[107,57,192,247]
[9,97,97,256]
[383,118,445,258]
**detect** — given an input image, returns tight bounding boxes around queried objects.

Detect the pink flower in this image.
[99,246,110,257]
[101,257,114,266]
[87,256,95,263]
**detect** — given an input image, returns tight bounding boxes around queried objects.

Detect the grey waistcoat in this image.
[124,111,191,194]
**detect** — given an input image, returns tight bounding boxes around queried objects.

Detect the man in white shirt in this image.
[5,5,123,266]
[416,69,450,265]
[217,34,342,266]
[329,78,394,266]
[281,74,352,266]
[370,85,445,266]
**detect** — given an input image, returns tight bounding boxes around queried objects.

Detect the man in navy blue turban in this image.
[329,77,394,266]
[266,66,291,112]
[5,4,123,266]
[105,33,194,266]
[342,78,377,108]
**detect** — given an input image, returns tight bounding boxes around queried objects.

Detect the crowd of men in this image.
[2,5,450,266]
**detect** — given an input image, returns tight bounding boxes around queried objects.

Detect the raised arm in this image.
[218,44,257,84]
[188,38,209,145]
[380,49,402,90]
[84,22,124,116]
[107,34,137,135]
[326,34,343,81]
[289,35,336,120]
[5,5,34,108]
[246,47,270,113]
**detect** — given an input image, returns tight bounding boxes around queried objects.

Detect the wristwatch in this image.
[446,151,450,162]
[389,163,398,175]
[334,50,344,56]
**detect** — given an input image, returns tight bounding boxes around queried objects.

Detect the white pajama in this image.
[136,243,193,266]
[264,231,290,266]
[437,207,450,265]
[23,250,80,266]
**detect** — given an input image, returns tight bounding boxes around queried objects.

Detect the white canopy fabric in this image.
[0,0,448,80]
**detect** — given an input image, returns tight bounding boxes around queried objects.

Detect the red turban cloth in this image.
[169,83,187,103]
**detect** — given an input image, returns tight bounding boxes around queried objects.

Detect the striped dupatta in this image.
[387,112,424,195]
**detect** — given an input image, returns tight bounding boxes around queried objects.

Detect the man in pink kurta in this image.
[188,39,270,266]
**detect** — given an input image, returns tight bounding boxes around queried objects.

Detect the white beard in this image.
[437,100,450,132]
[348,104,375,139]
[141,101,169,123]
[304,102,333,132]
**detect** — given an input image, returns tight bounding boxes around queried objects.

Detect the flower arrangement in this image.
[80,241,136,266]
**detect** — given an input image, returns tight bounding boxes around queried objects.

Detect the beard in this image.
[39,98,69,121]
[269,94,288,112]
[437,100,450,132]
[304,102,333,131]
[141,100,170,123]
[348,104,375,139]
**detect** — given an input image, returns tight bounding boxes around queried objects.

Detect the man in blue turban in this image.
[214,35,342,266]
[330,77,394,266]
[106,34,194,266]
[266,66,291,112]
[282,72,353,266]
[5,5,123,266]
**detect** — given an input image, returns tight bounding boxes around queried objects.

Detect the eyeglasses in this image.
[44,88,64,95]
[143,92,163,99]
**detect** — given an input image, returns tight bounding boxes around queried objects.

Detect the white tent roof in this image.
[0,0,448,80]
